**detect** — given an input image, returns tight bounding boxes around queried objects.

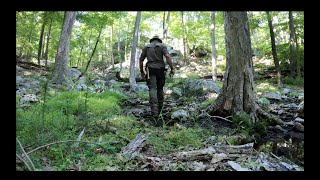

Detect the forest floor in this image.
[16,57,304,171]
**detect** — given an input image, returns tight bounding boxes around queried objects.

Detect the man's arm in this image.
[164,53,174,70]
[139,47,147,79]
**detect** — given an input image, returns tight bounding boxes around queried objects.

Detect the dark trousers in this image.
[146,67,165,117]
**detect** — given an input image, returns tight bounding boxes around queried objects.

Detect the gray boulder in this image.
[184,79,220,96]
[132,83,149,92]
[264,92,281,100]
[68,67,82,80]
[171,109,189,120]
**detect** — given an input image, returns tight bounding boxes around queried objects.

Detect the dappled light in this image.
[16,11,303,171]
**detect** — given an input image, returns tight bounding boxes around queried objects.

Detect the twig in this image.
[16,138,35,171]
[270,152,282,160]
[16,153,32,171]
[25,140,105,155]
[203,111,233,123]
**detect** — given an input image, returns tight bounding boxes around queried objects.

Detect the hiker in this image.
[139,35,174,126]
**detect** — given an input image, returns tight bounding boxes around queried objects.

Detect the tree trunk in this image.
[181,11,188,65]
[110,24,114,69]
[210,11,217,81]
[83,27,102,74]
[163,11,170,42]
[266,11,283,88]
[289,11,296,77]
[38,12,47,65]
[44,13,54,69]
[26,13,38,61]
[44,12,54,68]
[118,19,123,74]
[52,11,77,84]
[295,33,301,78]
[129,11,141,90]
[77,43,84,67]
[125,20,130,62]
[209,11,258,123]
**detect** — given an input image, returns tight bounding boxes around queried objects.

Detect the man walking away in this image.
[139,35,174,126]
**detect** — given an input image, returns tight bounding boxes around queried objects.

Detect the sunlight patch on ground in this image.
[256,82,278,92]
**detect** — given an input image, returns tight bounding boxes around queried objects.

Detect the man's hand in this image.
[169,69,175,78]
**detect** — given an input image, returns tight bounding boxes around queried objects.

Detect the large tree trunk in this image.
[110,24,114,69]
[210,11,217,81]
[266,11,283,88]
[44,13,54,69]
[209,11,258,123]
[181,11,188,65]
[163,11,170,42]
[289,11,296,77]
[129,11,141,91]
[83,27,102,74]
[38,12,47,65]
[52,11,77,84]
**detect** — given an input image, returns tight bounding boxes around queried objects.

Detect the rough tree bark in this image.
[208,11,258,123]
[208,11,284,125]
[210,11,217,81]
[266,11,283,88]
[289,11,296,77]
[52,11,77,84]
[129,11,141,91]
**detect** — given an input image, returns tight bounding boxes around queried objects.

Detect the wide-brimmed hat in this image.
[149,35,162,43]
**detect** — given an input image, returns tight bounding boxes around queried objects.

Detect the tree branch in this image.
[16,153,32,171]
[16,138,35,171]
[25,140,105,155]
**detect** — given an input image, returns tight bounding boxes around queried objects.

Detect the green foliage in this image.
[165,127,202,149]
[199,98,215,109]
[148,134,174,155]
[136,91,149,101]
[232,112,251,130]
[283,76,304,86]
[255,81,279,92]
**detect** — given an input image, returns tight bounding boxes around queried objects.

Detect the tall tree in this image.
[129,11,141,90]
[208,11,259,123]
[124,20,130,62]
[44,12,54,69]
[52,11,77,84]
[289,11,296,77]
[210,11,217,81]
[38,12,47,65]
[110,24,114,69]
[266,11,283,87]
[181,11,188,65]
[163,11,170,41]
[118,19,123,74]
[295,32,301,78]
[83,27,103,74]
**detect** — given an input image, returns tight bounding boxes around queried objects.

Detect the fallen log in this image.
[120,133,148,159]
[172,143,254,160]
